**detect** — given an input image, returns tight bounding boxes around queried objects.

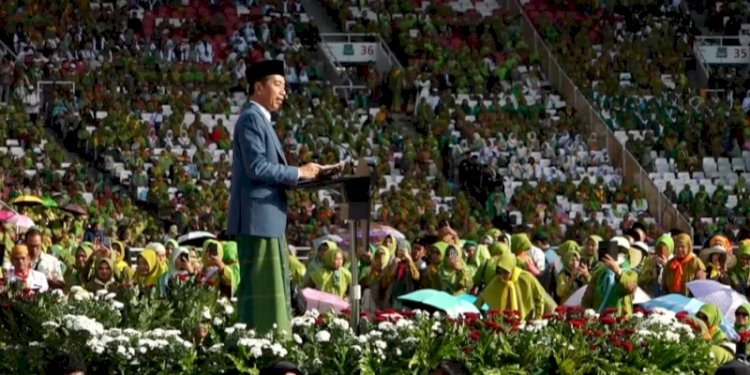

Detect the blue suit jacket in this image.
[227,103,299,237]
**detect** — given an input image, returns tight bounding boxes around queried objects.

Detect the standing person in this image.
[227,60,322,339]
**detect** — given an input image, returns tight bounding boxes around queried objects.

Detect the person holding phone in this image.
[199,240,234,299]
[639,234,674,298]
[382,240,420,309]
[474,252,550,320]
[555,250,590,302]
[438,245,473,295]
[582,237,642,316]
[158,246,196,296]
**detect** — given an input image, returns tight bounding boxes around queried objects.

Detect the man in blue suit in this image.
[227,60,321,337]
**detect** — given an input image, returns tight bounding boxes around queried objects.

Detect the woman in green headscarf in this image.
[111,240,133,282]
[735,303,750,333]
[473,242,510,294]
[462,241,486,279]
[361,246,389,311]
[383,240,420,308]
[582,238,640,316]
[582,235,602,270]
[729,242,750,296]
[307,247,352,299]
[639,234,674,297]
[420,244,444,290]
[438,245,473,295]
[511,233,541,276]
[200,240,234,298]
[222,241,241,295]
[556,250,590,302]
[696,304,735,366]
[475,252,549,320]
[304,241,337,286]
[64,244,93,289]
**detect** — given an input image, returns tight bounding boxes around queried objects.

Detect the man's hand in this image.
[299,163,323,180]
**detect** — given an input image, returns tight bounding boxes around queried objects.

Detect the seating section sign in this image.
[697,45,750,64]
[326,42,378,63]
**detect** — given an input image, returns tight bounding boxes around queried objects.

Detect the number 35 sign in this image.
[698,45,750,64]
[328,42,379,63]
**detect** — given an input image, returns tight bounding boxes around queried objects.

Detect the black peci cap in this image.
[248,60,285,85]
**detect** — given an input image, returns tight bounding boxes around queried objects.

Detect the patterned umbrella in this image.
[358,223,405,240]
[60,203,88,216]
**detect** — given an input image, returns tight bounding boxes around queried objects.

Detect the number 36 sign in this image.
[328,42,379,63]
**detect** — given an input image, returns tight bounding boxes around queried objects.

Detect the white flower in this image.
[63,315,104,336]
[352,345,362,353]
[374,340,387,350]
[224,304,235,316]
[50,289,66,299]
[377,321,396,332]
[110,301,124,310]
[139,346,147,354]
[105,293,117,301]
[95,289,108,297]
[331,318,350,331]
[72,291,90,301]
[293,334,303,344]
[224,327,236,335]
[395,319,414,330]
[269,343,287,357]
[42,321,60,329]
[151,328,165,338]
[395,348,402,356]
[584,309,598,318]
[633,312,644,319]
[29,341,41,347]
[213,317,224,326]
[304,309,320,319]
[201,307,212,320]
[70,286,84,293]
[209,343,224,352]
[315,330,331,343]
[117,345,127,356]
[432,311,442,318]
[233,323,247,331]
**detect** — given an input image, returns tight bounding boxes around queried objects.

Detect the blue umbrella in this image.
[398,289,480,317]
[640,294,738,340]
[457,294,489,312]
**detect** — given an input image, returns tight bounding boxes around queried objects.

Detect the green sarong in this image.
[237,236,292,339]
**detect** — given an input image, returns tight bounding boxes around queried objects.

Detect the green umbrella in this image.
[43,197,58,208]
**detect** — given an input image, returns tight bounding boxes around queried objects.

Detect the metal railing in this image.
[694,35,745,45]
[506,0,694,236]
[693,42,713,83]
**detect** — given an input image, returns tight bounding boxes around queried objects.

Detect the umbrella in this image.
[60,203,88,216]
[457,293,489,311]
[11,195,44,207]
[640,294,738,340]
[359,223,405,240]
[312,234,344,250]
[398,289,480,317]
[564,285,651,306]
[0,210,15,221]
[4,214,35,230]
[42,197,57,208]
[687,280,749,324]
[301,288,350,314]
[177,231,217,247]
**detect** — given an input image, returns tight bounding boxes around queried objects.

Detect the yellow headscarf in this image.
[481,253,522,311]
[133,249,164,287]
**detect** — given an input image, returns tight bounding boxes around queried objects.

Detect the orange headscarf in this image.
[709,235,732,253]
[669,234,694,293]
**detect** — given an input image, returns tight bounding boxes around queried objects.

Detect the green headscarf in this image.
[510,233,532,255]
[489,242,509,257]
[222,241,241,294]
[310,247,352,298]
[655,234,674,256]
[558,240,580,258]
[734,303,750,332]
[561,250,581,272]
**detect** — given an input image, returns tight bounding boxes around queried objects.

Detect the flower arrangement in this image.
[0,285,719,374]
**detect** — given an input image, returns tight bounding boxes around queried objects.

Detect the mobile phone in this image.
[179,253,189,262]
[599,240,620,261]
[207,243,219,257]
[102,236,112,249]
[448,247,458,260]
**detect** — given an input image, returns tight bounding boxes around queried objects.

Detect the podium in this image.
[295,160,374,330]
